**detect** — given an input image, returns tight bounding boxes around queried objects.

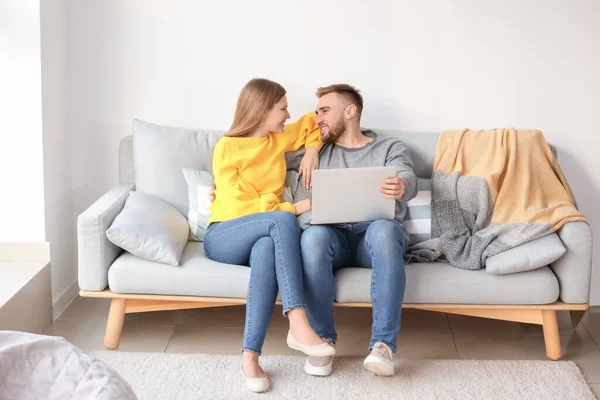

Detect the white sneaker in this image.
[304,339,335,376]
[241,367,270,393]
[363,342,395,376]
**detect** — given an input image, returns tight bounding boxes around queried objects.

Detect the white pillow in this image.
[182,168,214,241]
[106,191,189,266]
[486,233,567,275]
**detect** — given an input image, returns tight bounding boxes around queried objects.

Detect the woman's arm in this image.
[298,147,319,189]
[212,140,298,214]
[282,112,323,152]
[211,141,259,202]
[281,112,323,188]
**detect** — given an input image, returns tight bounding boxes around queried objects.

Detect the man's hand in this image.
[298,147,319,189]
[293,199,312,215]
[208,184,216,203]
[381,177,405,199]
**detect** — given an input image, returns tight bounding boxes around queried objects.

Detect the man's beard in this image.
[321,117,346,144]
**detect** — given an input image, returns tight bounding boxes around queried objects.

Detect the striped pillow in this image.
[182,168,214,241]
[404,178,432,246]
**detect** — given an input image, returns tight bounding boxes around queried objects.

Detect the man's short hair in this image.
[316,84,363,116]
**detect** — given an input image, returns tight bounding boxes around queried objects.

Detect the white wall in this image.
[63,1,600,302]
[0,1,45,242]
[40,0,78,312]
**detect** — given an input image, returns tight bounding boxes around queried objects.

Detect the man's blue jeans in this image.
[204,211,306,355]
[301,220,407,352]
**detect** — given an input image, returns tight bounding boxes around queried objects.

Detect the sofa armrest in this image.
[77,184,135,291]
[550,221,593,304]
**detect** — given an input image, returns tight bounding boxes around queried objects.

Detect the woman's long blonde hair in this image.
[225,78,286,137]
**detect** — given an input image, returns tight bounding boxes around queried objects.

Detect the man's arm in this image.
[383,140,418,201]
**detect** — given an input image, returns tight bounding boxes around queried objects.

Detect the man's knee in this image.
[301,226,335,274]
[366,220,405,247]
[301,226,335,252]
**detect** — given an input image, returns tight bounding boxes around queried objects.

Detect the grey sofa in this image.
[77,126,592,360]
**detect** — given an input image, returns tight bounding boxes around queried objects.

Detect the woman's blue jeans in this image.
[204,211,306,355]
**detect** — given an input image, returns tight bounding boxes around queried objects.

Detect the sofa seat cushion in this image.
[335,263,559,304]
[108,242,251,298]
[108,242,559,305]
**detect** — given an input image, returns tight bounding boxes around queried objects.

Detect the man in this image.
[301,84,417,377]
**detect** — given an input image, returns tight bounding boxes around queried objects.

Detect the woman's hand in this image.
[208,184,216,203]
[299,147,319,189]
[293,199,312,215]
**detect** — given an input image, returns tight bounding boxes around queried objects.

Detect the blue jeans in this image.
[301,220,407,353]
[204,211,306,355]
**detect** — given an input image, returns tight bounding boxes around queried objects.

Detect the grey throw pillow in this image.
[486,233,567,275]
[106,191,189,266]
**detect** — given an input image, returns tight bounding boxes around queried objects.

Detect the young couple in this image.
[204,79,417,392]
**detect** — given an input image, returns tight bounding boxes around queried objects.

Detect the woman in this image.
[204,78,335,393]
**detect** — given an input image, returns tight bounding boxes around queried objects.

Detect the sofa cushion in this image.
[132,119,222,216]
[108,242,559,304]
[182,168,214,241]
[108,241,251,297]
[335,262,559,304]
[405,178,432,245]
[369,130,440,179]
[106,191,189,266]
[485,233,567,275]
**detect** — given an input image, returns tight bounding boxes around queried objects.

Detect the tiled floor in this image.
[46,297,600,398]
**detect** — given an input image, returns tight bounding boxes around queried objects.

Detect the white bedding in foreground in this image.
[0,330,136,399]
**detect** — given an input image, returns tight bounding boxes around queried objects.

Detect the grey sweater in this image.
[294,130,418,230]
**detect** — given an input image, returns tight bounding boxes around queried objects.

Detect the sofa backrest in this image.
[120,122,557,217]
[119,128,442,185]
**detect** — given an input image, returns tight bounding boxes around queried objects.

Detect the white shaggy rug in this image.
[93,352,594,400]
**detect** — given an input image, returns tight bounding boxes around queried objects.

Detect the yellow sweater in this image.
[208,112,322,225]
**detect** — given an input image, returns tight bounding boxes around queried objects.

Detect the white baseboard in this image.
[53,281,80,320]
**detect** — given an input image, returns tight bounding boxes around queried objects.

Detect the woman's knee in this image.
[251,236,275,255]
[250,237,275,267]
[269,210,298,223]
[268,211,300,233]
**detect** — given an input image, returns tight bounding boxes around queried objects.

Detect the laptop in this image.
[311,166,397,224]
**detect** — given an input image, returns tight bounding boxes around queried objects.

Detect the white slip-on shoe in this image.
[363,342,395,376]
[304,339,335,376]
[241,367,270,393]
[287,331,337,357]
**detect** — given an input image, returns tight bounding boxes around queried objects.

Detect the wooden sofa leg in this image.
[104,298,127,350]
[541,310,561,360]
